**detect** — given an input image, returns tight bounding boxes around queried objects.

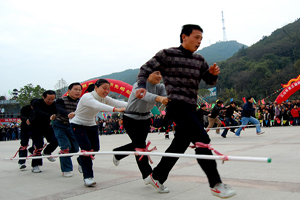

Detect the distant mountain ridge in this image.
[90,41,246,85]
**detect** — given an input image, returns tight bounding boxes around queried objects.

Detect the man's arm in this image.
[136,50,166,99]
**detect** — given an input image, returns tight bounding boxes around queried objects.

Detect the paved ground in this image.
[1,126,300,200]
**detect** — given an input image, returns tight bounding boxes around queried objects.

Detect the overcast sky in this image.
[1,0,299,97]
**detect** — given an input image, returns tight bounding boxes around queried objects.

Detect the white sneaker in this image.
[78,165,83,173]
[257,131,265,135]
[43,153,56,162]
[84,178,96,187]
[19,163,26,170]
[62,172,73,177]
[32,166,41,173]
[144,174,169,193]
[113,155,120,166]
[211,183,236,198]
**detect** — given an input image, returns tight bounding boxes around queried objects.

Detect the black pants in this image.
[31,125,58,167]
[152,101,222,188]
[18,125,33,164]
[113,115,152,179]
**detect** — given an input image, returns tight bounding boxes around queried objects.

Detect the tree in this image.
[197,89,211,98]
[54,78,68,98]
[17,84,46,107]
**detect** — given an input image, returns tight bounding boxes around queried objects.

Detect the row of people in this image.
[16,24,237,199]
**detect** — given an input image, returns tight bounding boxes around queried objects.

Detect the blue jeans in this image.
[71,123,99,179]
[235,116,261,136]
[53,120,79,172]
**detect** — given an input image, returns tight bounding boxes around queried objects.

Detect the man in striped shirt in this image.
[137,24,236,199]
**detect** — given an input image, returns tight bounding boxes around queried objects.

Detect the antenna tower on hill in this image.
[221,11,227,41]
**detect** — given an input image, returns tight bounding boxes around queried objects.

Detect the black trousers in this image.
[152,101,222,188]
[31,125,58,167]
[18,125,34,164]
[113,115,152,179]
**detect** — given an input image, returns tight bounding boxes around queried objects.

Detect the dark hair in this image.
[85,84,95,93]
[180,24,203,43]
[216,100,223,104]
[68,82,82,90]
[30,98,39,106]
[200,104,206,108]
[95,79,110,87]
[231,101,236,105]
[246,96,253,101]
[42,90,56,98]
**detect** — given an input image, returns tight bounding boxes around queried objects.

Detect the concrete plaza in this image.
[1,126,300,200]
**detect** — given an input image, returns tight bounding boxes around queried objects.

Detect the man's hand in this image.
[26,119,30,125]
[209,63,220,75]
[135,88,147,99]
[50,114,56,121]
[156,96,170,106]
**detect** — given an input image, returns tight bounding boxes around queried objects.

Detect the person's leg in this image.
[18,128,30,165]
[235,117,250,136]
[30,128,44,167]
[248,117,262,133]
[215,118,223,134]
[71,123,94,179]
[43,125,59,155]
[221,118,230,137]
[53,121,73,173]
[207,117,215,129]
[152,103,221,187]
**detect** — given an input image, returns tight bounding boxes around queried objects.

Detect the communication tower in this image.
[221,11,227,41]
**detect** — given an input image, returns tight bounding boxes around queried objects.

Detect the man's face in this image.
[43,94,56,105]
[68,85,82,99]
[182,29,203,52]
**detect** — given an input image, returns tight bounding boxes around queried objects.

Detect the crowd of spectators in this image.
[1,99,300,142]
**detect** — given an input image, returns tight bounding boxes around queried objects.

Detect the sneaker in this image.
[144,174,169,193]
[235,135,241,138]
[257,131,265,135]
[230,129,235,133]
[19,163,26,170]
[32,166,41,173]
[221,134,226,138]
[211,183,236,198]
[62,172,73,177]
[84,178,96,187]
[113,155,120,166]
[43,153,56,162]
[78,165,83,173]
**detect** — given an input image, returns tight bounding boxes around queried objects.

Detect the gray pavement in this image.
[1,126,300,200]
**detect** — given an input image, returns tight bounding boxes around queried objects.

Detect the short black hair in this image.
[180,24,203,43]
[95,79,110,87]
[216,100,223,104]
[246,96,253,101]
[42,90,56,98]
[200,104,206,108]
[231,101,236,105]
[68,82,82,90]
[30,98,39,106]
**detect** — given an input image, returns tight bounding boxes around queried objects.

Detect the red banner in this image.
[0,118,21,123]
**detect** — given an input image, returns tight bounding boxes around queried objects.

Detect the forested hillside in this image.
[196,40,246,66]
[217,18,300,102]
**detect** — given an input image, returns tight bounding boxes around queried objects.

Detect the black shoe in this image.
[230,129,235,133]
[221,134,226,138]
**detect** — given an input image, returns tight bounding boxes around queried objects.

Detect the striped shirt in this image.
[137,45,218,106]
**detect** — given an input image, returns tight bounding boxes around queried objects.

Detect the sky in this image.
[1,0,299,97]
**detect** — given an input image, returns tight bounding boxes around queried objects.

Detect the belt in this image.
[124,111,151,116]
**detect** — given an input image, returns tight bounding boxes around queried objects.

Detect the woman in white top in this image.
[70,79,127,187]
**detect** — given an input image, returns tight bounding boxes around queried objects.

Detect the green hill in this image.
[196,40,247,66]
[217,18,300,102]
